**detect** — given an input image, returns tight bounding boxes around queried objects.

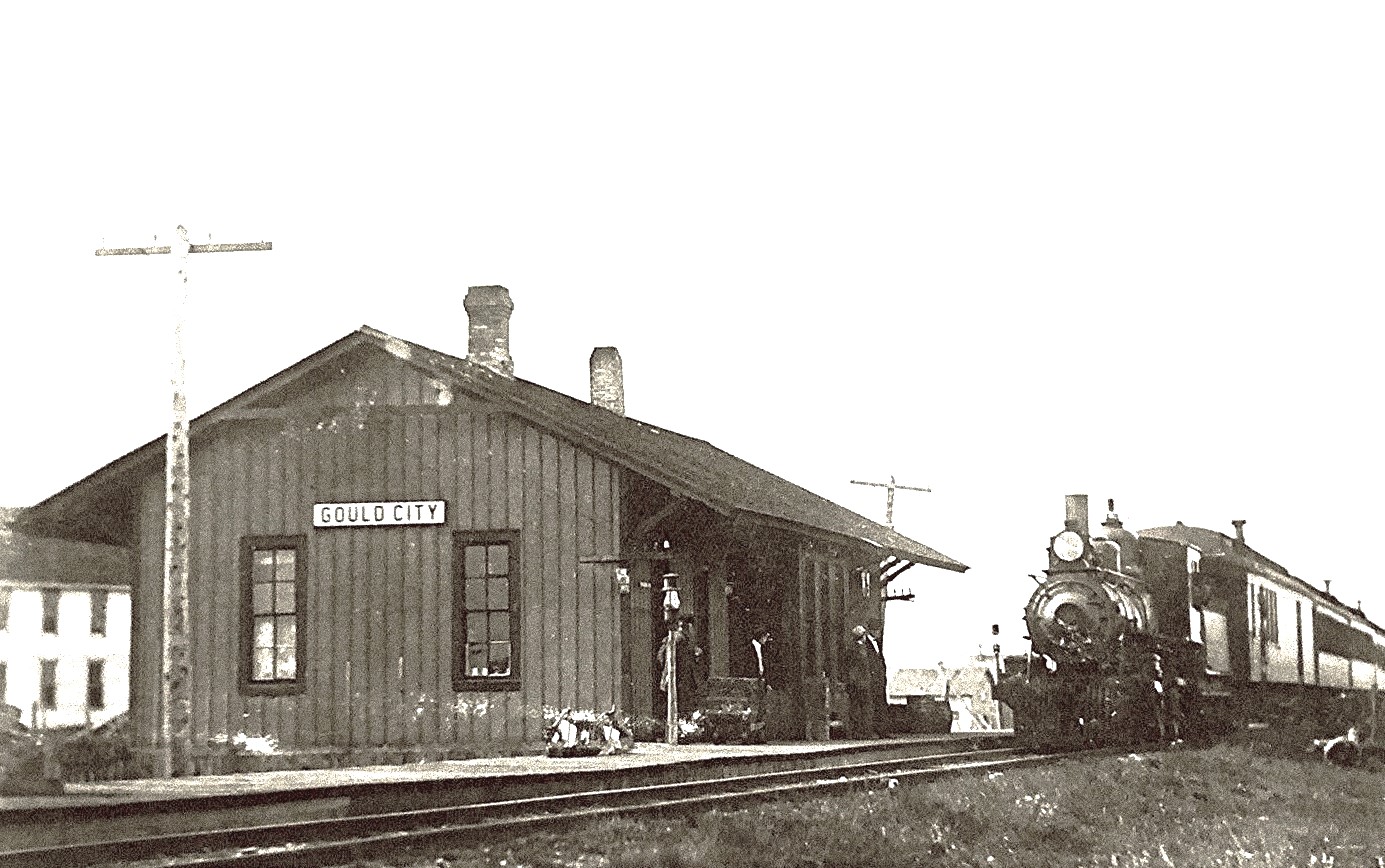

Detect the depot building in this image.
[19,285,967,768]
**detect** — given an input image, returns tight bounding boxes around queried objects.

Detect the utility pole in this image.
[96,227,272,777]
[849,475,930,529]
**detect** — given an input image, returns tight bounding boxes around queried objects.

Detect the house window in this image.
[240,536,307,695]
[452,533,519,690]
[0,587,10,631]
[87,659,105,709]
[0,662,7,705]
[39,660,57,709]
[41,589,60,634]
[90,589,108,636]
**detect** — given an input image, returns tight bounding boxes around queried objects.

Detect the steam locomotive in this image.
[996,495,1385,748]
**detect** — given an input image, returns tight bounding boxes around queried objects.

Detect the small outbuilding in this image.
[20,286,966,768]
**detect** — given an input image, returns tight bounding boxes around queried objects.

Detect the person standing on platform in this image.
[734,626,774,687]
[847,624,885,737]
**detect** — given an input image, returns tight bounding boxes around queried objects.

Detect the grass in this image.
[353,744,1385,867]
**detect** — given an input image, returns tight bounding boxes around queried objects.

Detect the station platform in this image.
[0,732,1009,853]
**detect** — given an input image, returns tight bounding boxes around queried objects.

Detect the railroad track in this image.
[6,744,1068,868]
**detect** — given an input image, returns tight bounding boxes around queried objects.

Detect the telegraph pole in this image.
[96,227,272,777]
[849,475,930,529]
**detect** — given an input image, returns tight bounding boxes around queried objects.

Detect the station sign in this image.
[314,500,447,528]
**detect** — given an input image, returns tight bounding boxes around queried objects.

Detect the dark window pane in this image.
[87,660,106,709]
[41,590,60,633]
[488,577,509,610]
[488,641,511,676]
[465,578,487,609]
[466,611,488,641]
[253,550,275,583]
[465,545,487,578]
[252,583,274,615]
[90,589,108,636]
[489,611,509,640]
[487,544,509,576]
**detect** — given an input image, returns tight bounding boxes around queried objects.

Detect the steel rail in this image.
[6,745,1064,868]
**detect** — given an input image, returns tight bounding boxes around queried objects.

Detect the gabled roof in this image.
[20,327,967,573]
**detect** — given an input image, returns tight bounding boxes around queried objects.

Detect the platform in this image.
[0,733,1008,853]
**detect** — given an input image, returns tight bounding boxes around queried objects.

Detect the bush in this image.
[53,729,134,782]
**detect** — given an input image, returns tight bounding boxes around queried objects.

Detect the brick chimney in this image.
[1231,519,1246,544]
[589,347,625,416]
[463,285,514,377]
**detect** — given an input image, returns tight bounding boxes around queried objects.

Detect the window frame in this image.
[451,531,521,692]
[239,535,308,696]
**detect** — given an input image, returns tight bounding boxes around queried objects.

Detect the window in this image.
[39,660,57,709]
[0,662,7,706]
[453,533,519,690]
[1257,586,1279,646]
[240,536,307,694]
[90,589,108,636]
[0,587,9,631]
[41,589,60,634]
[87,659,105,709]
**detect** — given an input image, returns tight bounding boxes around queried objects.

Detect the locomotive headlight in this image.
[1052,530,1085,562]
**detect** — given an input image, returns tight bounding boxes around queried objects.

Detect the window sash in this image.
[240,536,307,695]
[453,533,519,690]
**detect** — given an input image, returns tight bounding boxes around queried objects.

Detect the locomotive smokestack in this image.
[1231,519,1246,543]
[1065,494,1089,534]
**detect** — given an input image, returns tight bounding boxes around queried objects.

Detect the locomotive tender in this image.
[998,494,1385,747]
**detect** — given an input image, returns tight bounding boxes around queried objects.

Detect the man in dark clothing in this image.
[658,618,703,712]
[733,626,773,686]
[847,625,886,737]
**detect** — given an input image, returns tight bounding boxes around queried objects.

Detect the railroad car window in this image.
[453,532,520,691]
[239,536,308,695]
[1257,586,1279,645]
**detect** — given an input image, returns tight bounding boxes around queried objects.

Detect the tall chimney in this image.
[1065,494,1089,534]
[1231,519,1246,543]
[463,285,515,378]
[589,347,625,416]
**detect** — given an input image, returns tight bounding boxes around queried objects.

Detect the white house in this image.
[1,508,131,729]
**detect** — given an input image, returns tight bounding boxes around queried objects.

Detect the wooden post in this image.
[95,228,272,777]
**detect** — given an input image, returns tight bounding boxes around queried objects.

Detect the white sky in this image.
[3,4,1382,669]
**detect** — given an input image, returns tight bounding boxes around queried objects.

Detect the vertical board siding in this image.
[138,362,621,756]
[540,434,561,723]
[521,427,545,740]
